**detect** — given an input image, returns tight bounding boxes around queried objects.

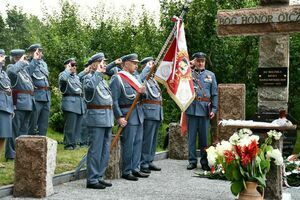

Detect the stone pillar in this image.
[258,34,288,200]
[168,123,188,160]
[217,84,246,141]
[265,138,283,200]
[105,136,121,179]
[14,136,57,198]
[258,34,289,114]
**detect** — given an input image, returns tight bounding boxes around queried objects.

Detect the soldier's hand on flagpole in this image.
[209,112,215,119]
[118,117,127,127]
[138,86,146,94]
[146,61,154,68]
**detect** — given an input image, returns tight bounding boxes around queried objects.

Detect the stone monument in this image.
[216,0,300,199]
[217,84,246,140]
[168,123,188,160]
[105,136,121,179]
[13,136,57,198]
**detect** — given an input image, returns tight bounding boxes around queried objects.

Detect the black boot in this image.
[200,150,210,171]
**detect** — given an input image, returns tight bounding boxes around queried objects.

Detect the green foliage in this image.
[0,0,299,132]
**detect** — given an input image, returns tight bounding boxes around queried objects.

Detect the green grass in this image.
[0,129,87,186]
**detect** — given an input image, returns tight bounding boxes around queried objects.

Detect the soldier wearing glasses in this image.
[0,49,13,167]
[5,49,35,160]
[59,58,85,150]
[27,44,51,136]
[83,52,114,189]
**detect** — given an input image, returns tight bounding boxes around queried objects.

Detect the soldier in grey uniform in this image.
[77,61,92,147]
[0,49,14,167]
[139,57,163,173]
[110,53,149,181]
[5,49,35,160]
[83,52,113,189]
[58,58,85,150]
[186,52,218,171]
[27,44,51,136]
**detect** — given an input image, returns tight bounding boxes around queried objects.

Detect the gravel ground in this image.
[3,159,299,200]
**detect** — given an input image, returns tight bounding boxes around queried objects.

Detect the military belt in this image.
[195,97,210,102]
[141,99,162,105]
[87,104,112,110]
[36,86,50,90]
[63,93,83,97]
[12,90,34,96]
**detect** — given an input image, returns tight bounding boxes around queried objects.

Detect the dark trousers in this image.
[141,120,160,168]
[187,115,209,164]
[86,127,112,184]
[63,111,83,147]
[121,123,143,175]
[28,101,50,136]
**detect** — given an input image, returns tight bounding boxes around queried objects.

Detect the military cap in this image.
[89,52,107,64]
[140,57,154,66]
[192,52,206,59]
[64,58,76,65]
[11,49,25,57]
[121,53,139,63]
[0,49,6,56]
[28,43,43,52]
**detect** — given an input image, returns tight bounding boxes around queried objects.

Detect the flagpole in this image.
[110,0,192,152]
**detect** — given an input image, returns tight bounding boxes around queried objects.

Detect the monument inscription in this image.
[258,67,287,86]
[217,5,300,36]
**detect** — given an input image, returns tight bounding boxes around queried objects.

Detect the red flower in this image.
[237,140,259,167]
[210,166,215,174]
[224,150,235,164]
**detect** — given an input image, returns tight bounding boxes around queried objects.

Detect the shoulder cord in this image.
[116,75,136,100]
[83,74,96,103]
[146,79,161,98]
[67,76,82,93]
[0,72,11,90]
[192,70,206,97]
[96,79,111,100]
[58,73,69,94]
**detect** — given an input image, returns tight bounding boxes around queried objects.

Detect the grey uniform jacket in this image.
[142,77,163,121]
[59,69,85,115]
[0,69,14,114]
[83,71,114,127]
[185,69,218,117]
[27,59,51,102]
[110,71,144,126]
[6,61,35,111]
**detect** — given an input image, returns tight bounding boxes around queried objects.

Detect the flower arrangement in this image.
[284,153,300,187]
[206,128,283,196]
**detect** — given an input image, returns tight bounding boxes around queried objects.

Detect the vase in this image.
[238,181,263,200]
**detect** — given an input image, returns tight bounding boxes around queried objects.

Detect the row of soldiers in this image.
[59,53,164,189]
[0,45,50,164]
[0,43,218,190]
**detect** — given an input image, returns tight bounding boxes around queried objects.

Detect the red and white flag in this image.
[155,17,195,135]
